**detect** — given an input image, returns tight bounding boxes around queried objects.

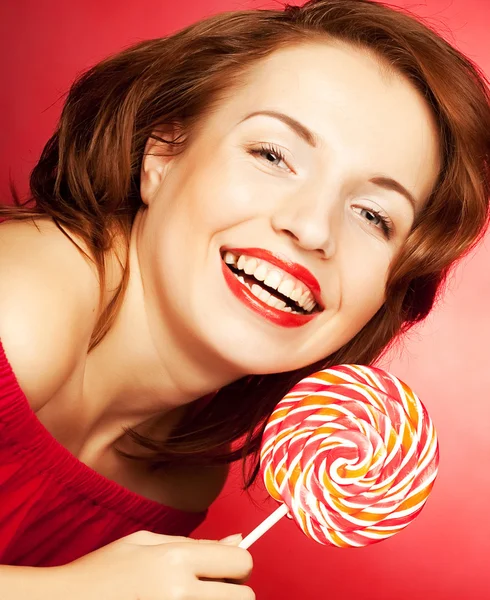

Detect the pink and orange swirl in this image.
[260,365,439,547]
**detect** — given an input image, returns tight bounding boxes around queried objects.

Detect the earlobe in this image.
[140,123,184,206]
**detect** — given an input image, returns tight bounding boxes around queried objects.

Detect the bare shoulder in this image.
[0,219,100,410]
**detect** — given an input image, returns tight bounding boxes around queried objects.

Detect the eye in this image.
[247,143,291,172]
[353,206,393,239]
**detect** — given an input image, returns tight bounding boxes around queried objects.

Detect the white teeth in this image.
[298,290,311,309]
[259,288,271,303]
[236,274,296,312]
[244,258,257,275]
[304,299,316,312]
[290,288,302,302]
[277,279,295,298]
[226,251,320,314]
[264,270,283,290]
[267,295,287,310]
[250,283,263,299]
[234,271,307,314]
[274,298,287,310]
[253,263,268,282]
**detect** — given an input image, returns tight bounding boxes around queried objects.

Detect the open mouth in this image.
[221,249,323,316]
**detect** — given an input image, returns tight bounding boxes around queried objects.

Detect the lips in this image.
[221,247,323,328]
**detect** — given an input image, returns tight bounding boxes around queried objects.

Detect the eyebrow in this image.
[369,177,417,212]
[239,110,319,147]
[240,110,418,212]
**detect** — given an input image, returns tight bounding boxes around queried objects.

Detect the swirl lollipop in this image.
[239,364,439,549]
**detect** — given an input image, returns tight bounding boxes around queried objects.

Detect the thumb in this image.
[123,530,193,546]
[219,533,243,545]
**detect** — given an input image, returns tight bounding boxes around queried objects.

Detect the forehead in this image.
[225,41,433,134]
[203,41,441,203]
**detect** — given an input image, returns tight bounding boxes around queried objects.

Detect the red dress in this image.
[0,340,206,567]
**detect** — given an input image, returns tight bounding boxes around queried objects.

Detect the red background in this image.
[1,1,489,598]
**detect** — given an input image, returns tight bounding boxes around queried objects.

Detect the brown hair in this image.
[2,0,489,485]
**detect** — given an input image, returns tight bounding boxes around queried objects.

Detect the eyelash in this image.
[356,207,393,238]
[248,143,289,170]
[248,143,393,239]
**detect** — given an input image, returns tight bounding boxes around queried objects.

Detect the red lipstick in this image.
[221,247,323,328]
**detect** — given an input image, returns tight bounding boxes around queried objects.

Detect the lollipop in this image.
[240,364,439,549]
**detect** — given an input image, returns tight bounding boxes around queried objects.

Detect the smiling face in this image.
[137,41,441,378]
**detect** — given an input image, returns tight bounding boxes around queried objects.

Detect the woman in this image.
[0,0,489,598]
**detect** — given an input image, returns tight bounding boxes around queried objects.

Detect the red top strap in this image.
[0,339,206,566]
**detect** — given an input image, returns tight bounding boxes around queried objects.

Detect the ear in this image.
[140,123,184,206]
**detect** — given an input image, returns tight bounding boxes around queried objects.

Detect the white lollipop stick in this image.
[238,503,289,549]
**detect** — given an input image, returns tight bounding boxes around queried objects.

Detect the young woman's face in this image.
[138,41,440,377]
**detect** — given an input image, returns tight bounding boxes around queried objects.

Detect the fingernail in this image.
[220,533,243,544]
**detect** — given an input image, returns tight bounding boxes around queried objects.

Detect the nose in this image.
[270,188,339,259]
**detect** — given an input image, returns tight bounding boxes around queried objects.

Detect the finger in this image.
[225,574,252,585]
[124,530,218,547]
[200,576,250,584]
[196,580,255,600]
[187,544,253,580]
[124,531,186,546]
[220,534,243,545]
[219,533,243,546]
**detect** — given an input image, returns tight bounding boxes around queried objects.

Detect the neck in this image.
[80,216,242,441]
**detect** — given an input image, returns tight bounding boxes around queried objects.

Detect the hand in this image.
[62,530,255,600]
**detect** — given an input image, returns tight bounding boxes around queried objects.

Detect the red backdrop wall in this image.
[2,1,489,598]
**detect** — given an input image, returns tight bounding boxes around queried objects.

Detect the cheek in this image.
[339,247,390,322]
[179,161,268,230]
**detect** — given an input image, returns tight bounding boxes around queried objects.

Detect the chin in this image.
[189,303,325,376]
[212,337,310,376]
